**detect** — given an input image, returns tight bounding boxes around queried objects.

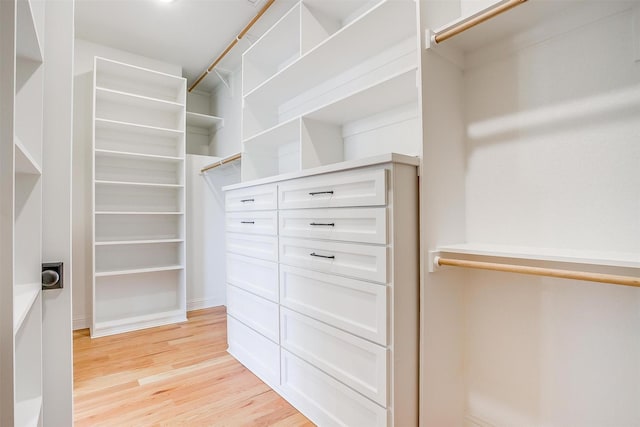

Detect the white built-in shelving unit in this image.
[1,0,46,424]
[91,57,187,338]
[240,0,420,181]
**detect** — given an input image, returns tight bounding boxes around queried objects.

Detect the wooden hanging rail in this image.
[201,152,242,173]
[434,256,640,288]
[188,0,276,92]
[433,0,527,44]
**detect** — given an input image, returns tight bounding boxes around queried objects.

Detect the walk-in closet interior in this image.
[1,0,638,425]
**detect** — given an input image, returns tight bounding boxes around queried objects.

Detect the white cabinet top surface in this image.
[222,153,419,191]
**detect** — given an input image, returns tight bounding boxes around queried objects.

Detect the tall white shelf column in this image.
[1,0,46,425]
[91,57,187,338]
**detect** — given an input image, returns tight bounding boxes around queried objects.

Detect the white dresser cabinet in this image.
[224,154,419,426]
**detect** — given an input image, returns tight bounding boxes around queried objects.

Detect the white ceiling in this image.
[75,0,296,92]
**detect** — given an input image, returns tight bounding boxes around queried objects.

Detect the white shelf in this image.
[13,283,40,334]
[186,111,224,130]
[95,118,184,138]
[95,265,184,277]
[16,0,43,63]
[95,149,183,162]
[244,0,415,107]
[95,57,185,104]
[242,3,301,95]
[15,395,42,427]
[305,67,418,125]
[95,87,185,113]
[95,211,184,215]
[95,239,184,246]
[95,180,184,189]
[15,137,41,175]
[244,116,300,147]
[434,243,640,270]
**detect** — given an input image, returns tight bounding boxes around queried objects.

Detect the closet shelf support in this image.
[432,0,527,44]
[432,256,640,288]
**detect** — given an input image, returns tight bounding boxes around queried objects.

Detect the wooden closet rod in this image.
[433,0,527,44]
[434,257,640,288]
[201,152,242,173]
[188,0,276,92]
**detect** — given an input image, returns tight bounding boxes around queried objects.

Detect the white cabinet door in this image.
[225,183,278,212]
[278,169,387,209]
[279,207,387,244]
[279,237,388,283]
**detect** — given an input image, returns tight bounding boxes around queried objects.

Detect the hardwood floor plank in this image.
[74,307,314,426]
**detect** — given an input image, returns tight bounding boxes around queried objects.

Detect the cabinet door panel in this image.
[225,184,277,212]
[227,285,279,343]
[227,316,280,387]
[280,265,387,345]
[280,237,387,283]
[278,169,386,209]
[279,207,387,244]
[281,308,388,406]
[226,253,278,302]
[280,350,387,427]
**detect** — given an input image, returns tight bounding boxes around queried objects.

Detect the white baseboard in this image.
[73,316,90,331]
[73,298,225,331]
[187,297,225,312]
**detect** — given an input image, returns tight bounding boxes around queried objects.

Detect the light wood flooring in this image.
[73,307,314,426]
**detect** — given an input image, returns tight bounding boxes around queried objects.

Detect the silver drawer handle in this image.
[310,252,335,259]
[240,221,255,224]
[309,222,335,227]
[240,198,255,203]
[309,191,334,196]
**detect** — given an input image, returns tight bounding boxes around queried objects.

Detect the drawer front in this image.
[281,308,388,406]
[279,237,387,284]
[279,207,387,244]
[281,350,387,427]
[226,233,278,262]
[278,169,386,209]
[226,210,277,236]
[226,253,278,303]
[227,285,279,343]
[280,265,387,345]
[227,316,280,387]
[225,184,277,212]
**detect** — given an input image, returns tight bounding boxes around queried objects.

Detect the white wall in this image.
[72,39,182,329]
[419,4,640,426]
[210,68,243,157]
[186,155,239,310]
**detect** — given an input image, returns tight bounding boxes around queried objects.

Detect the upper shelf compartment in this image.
[244,0,416,107]
[300,0,379,54]
[95,57,186,105]
[242,3,301,96]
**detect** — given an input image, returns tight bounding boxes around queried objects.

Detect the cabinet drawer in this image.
[226,233,278,262]
[279,207,387,244]
[227,316,280,387]
[278,169,386,209]
[279,237,387,284]
[281,350,387,427]
[280,265,387,345]
[226,253,278,303]
[227,285,279,343]
[281,308,388,406]
[225,183,277,212]
[226,210,277,236]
